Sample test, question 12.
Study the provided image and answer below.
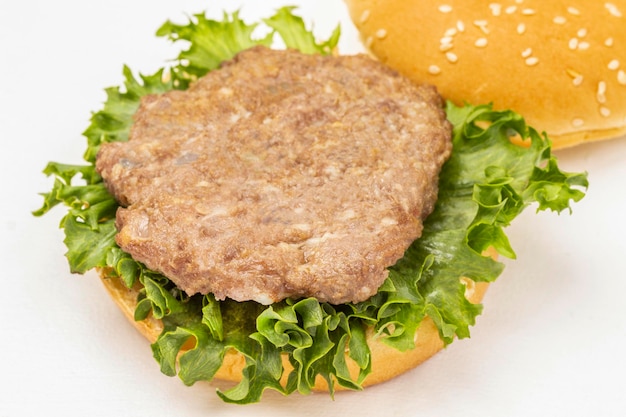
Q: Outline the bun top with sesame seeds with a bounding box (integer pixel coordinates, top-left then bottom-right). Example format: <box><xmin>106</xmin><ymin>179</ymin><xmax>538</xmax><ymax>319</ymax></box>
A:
<box><xmin>345</xmin><ymin>0</ymin><xmax>626</xmax><ymax>148</ymax></box>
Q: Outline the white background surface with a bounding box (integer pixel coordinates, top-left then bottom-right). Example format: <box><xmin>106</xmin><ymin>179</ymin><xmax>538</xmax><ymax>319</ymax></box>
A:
<box><xmin>2</xmin><ymin>1</ymin><xmax>625</xmax><ymax>416</ymax></box>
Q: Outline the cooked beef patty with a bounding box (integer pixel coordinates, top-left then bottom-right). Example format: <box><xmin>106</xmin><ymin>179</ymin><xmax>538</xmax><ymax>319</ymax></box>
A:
<box><xmin>96</xmin><ymin>46</ymin><xmax>452</xmax><ymax>305</ymax></box>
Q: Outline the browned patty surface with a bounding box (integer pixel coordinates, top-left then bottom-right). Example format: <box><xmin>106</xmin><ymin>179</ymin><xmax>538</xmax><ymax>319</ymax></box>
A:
<box><xmin>96</xmin><ymin>46</ymin><xmax>452</xmax><ymax>305</ymax></box>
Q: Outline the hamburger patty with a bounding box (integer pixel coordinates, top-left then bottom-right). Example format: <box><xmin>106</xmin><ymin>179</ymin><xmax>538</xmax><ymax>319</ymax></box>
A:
<box><xmin>96</xmin><ymin>46</ymin><xmax>452</xmax><ymax>305</ymax></box>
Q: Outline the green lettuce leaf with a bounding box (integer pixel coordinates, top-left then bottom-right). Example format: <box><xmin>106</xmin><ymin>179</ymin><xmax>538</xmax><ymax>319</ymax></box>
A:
<box><xmin>33</xmin><ymin>7</ymin><xmax>587</xmax><ymax>404</ymax></box>
<box><xmin>264</xmin><ymin>6</ymin><xmax>340</xmax><ymax>54</ymax></box>
<box><xmin>83</xmin><ymin>67</ymin><xmax>174</xmax><ymax>164</ymax></box>
<box><xmin>156</xmin><ymin>10</ymin><xmax>274</xmax><ymax>83</ymax></box>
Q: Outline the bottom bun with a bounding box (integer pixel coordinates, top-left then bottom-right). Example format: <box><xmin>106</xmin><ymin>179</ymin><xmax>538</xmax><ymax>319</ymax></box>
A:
<box><xmin>99</xmin><ymin>270</ymin><xmax>489</xmax><ymax>391</ymax></box>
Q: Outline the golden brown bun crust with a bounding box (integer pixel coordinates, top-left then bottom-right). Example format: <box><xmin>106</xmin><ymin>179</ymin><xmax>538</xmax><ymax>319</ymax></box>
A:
<box><xmin>99</xmin><ymin>271</ymin><xmax>489</xmax><ymax>391</ymax></box>
<box><xmin>345</xmin><ymin>0</ymin><xmax>626</xmax><ymax>149</ymax></box>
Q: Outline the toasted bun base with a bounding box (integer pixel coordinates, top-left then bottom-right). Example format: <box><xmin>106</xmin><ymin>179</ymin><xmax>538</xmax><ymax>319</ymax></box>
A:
<box><xmin>99</xmin><ymin>270</ymin><xmax>489</xmax><ymax>391</ymax></box>
<box><xmin>345</xmin><ymin>0</ymin><xmax>626</xmax><ymax>149</ymax></box>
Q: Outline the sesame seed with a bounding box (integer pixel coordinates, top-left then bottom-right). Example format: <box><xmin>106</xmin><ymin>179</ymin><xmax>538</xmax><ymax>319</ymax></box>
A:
<box><xmin>567</xmin><ymin>7</ymin><xmax>581</xmax><ymax>16</ymax></box>
<box><xmin>365</xmin><ymin>36</ymin><xmax>374</xmax><ymax>48</ymax></box>
<box><xmin>444</xmin><ymin>27</ymin><xmax>458</xmax><ymax>37</ymax></box>
<box><xmin>522</xmin><ymin>48</ymin><xmax>533</xmax><ymax>58</ymax></box>
<box><xmin>566</xmin><ymin>68</ymin><xmax>582</xmax><ymax>78</ymax></box>
<box><xmin>473</xmin><ymin>20</ymin><xmax>490</xmax><ymax>34</ymax></box>
<box><xmin>618</xmin><ymin>70</ymin><xmax>626</xmax><ymax>85</ymax></box>
<box><xmin>360</xmin><ymin>9</ymin><xmax>371</xmax><ymax>24</ymax></box>
<box><xmin>554</xmin><ymin>16</ymin><xmax>567</xmax><ymax>24</ymax></box>
<box><xmin>515</xmin><ymin>0</ymin><xmax>523</xmax><ymax>4</ymax></box>
<box><xmin>505</xmin><ymin>5</ymin><xmax>517</xmax><ymax>14</ymax></box>
<box><xmin>517</xmin><ymin>23</ymin><xmax>526</xmax><ymax>34</ymax></box>
<box><xmin>569</xmin><ymin>38</ymin><xmax>579</xmax><ymax>50</ymax></box>
<box><xmin>605</xmin><ymin>2</ymin><xmax>623</xmax><ymax>17</ymax></box>
<box><xmin>566</xmin><ymin>69</ymin><xmax>584</xmax><ymax>86</ymax></box>
<box><xmin>439</xmin><ymin>4</ymin><xmax>453</xmax><ymax>13</ymax></box>
<box><xmin>457</xmin><ymin>20</ymin><xmax>466</xmax><ymax>32</ymax></box>
<box><xmin>440</xmin><ymin>43</ymin><xmax>454</xmax><ymax>52</ymax></box>
<box><xmin>460</xmin><ymin>277</ymin><xmax>476</xmax><ymax>300</ymax></box>
<box><xmin>577</xmin><ymin>28</ymin><xmax>588</xmax><ymax>38</ymax></box>
<box><xmin>608</xmin><ymin>59</ymin><xmax>620</xmax><ymax>70</ymax></box>
<box><xmin>572</xmin><ymin>118</ymin><xmax>585</xmax><ymax>127</ymax></box>
<box><xmin>490</xmin><ymin>3</ymin><xmax>502</xmax><ymax>16</ymax></box>
<box><xmin>428</xmin><ymin>65</ymin><xmax>442</xmax><ymax>75</ymax></box>
<box><xmin>578</xmin><ymin>41</ymin><xmax>590</xmax><ymax>50</ymax></box>
<box><xmin>597</xmin><ymin>82</ymin><xmax>607</xmax><ymax>104</ymax></box>
<box><xmin>522</xmin><ymin>8</ymin><xmax>536</xmax><ymax>15</ymax></box>
<box><xmin>440</xmin><ymin>36</ymin><xmax>454</xmax><ymax>45</ymax></box>
<box><xmin>475</xmin><ymin>38</ymin><xmax>488</xmax><ymax>47</ymax></box>
<box><xmin>605</xmin><ymin>37</ymin><xmax>615</xmax><ymax>47</ymax></box>
<box><xmin>600</xmin><ymin>107</ymin><xmax>612</xmax><ymax>117</ymax></box>
<box><xmin>446</xmin><ymin>52</ymin><xmax>459</xmax><ymax>63</ymax></box>
<box><xmin>525</xmin><ymin>56</ymin><xmax>539</xmax><ymax>66</ymax></box>
<box><xmin>375</xmin><ymin>28</ymin><xmax>388</xmax><ymax>39</ymax></box>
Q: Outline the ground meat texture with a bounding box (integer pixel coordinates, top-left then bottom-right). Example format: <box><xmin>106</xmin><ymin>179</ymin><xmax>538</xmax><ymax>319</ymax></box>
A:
<box><xmin>95</xmin><ymin>46</ymin><xmax>452</xmax><ymax>305</ymax></box>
